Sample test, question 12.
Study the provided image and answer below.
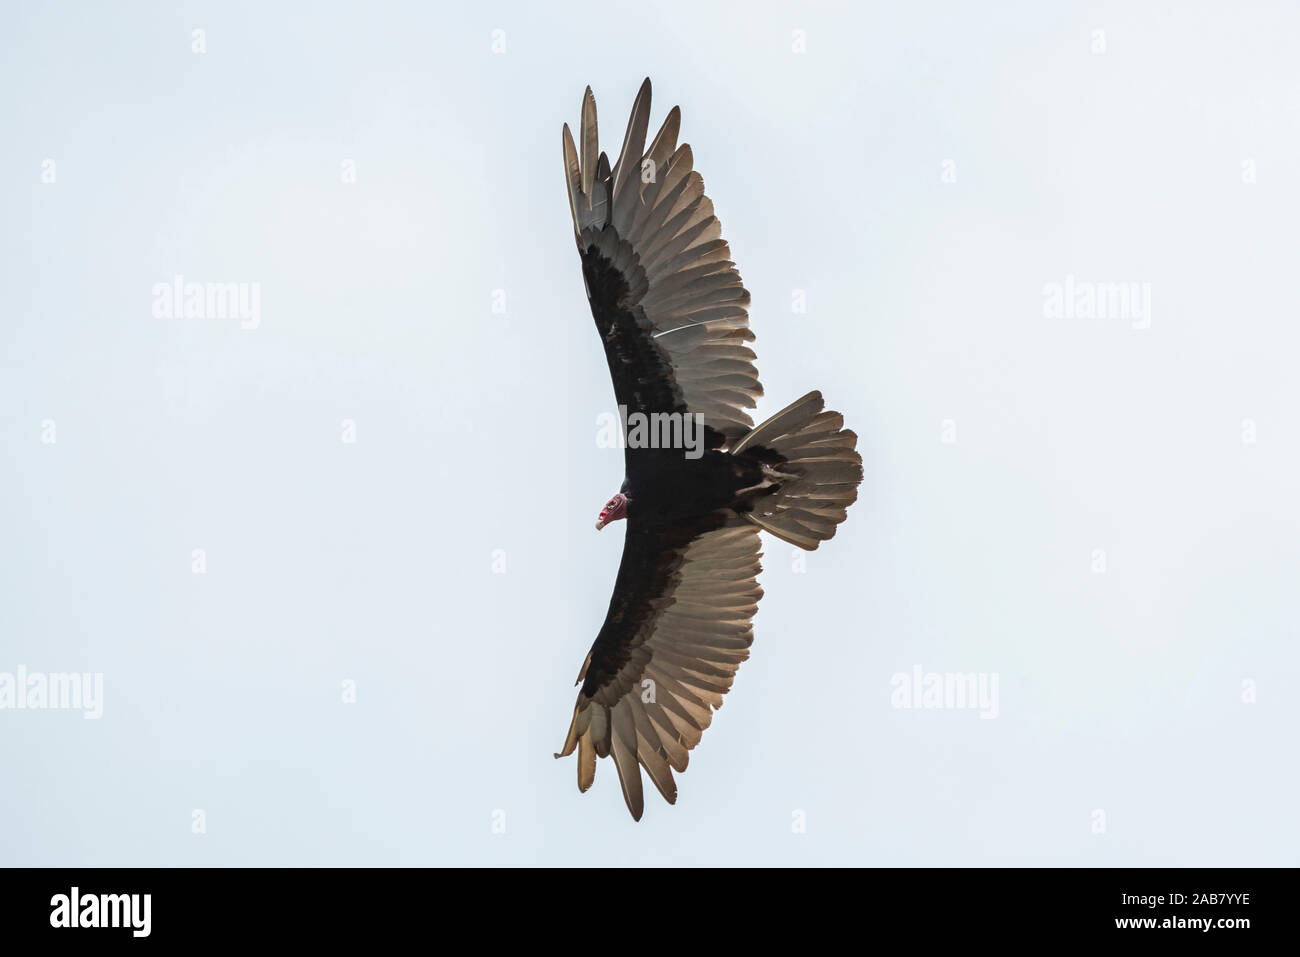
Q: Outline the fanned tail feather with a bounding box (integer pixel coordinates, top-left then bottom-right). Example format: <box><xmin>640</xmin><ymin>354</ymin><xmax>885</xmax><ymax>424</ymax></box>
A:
<box><xmin>734</xmin><ymin>391</ymin><xmax>863</xmax><ymax>551</ymax></box>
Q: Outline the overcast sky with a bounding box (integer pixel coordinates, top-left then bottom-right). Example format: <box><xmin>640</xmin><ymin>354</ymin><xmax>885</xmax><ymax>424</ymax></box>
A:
<box><xmin>2</xmin><ymin>0</ymin><xmax>1297</xmax><ymax>865</ymax></box>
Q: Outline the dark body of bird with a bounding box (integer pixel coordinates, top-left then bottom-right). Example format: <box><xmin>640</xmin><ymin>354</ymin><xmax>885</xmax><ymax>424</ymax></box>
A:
<box><xmin>580</xmin><ymin>238</ymin><xmax>782</xmax><ymax>698</ymax></box>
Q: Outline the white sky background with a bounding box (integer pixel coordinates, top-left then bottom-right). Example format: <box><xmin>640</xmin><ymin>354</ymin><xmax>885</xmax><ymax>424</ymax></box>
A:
<box><xmin>2</xmin><ymin>0</ymin><xmax>1298</xmax><ymax>865</ymax></box>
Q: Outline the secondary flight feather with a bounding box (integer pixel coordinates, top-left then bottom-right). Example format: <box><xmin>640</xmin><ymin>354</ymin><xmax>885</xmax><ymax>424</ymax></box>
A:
<box><xmin>556</xmin><ymin>78</ymin><xmax>864</xmax><ymax>820</ymax></box>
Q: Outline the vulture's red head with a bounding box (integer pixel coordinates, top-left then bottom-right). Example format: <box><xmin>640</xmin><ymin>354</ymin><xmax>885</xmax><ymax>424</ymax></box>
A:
<box><xmin>595</xmin><ymin>493</ymin><xmax>628</xmax><ymax>530</ymax></box>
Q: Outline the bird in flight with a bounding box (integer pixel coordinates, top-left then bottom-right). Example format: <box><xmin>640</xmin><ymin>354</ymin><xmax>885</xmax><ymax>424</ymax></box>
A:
<box><xmin>555</xmin><ymin>79</ymin><xmax>863</xmax><ymax>819</ymax></box>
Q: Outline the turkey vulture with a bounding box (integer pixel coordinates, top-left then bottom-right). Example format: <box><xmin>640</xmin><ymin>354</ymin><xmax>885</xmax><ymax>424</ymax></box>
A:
<box><xmin>555</xmin><ymin>79</ymin><xmax>863</xmax><ymax>820</ymax></box>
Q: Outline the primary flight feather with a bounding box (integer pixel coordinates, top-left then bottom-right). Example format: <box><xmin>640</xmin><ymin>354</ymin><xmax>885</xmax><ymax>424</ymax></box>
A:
<box><xmin>556</xmin><ymin>78</ymin><xmax>864</xmax><ymax>820</ymax></box>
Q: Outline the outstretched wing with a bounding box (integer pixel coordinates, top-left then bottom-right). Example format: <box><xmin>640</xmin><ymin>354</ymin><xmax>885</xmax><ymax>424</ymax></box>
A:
<box><xmin>556</xmin><ymin>511</ymin><xmax>763</xmax><ymax>820</ymax></box>
<box><xmin>563</xmin><ymin>78</ymin><xmax>762</xmax><ymax>446</ymax></box>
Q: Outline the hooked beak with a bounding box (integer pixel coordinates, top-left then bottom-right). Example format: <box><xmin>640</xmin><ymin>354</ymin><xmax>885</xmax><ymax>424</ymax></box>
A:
<box><xmin>596</xmin><ymin>492</ymin><xmax>626</xmax><ymax>531</ymax></box>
